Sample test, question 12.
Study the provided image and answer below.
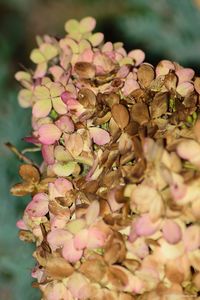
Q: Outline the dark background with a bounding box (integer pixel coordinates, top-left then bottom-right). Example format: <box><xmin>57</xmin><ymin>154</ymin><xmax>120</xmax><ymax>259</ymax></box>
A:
<box><xmin>1</xmin><ymin>0</ymin><xmax>200</xmax><ymax>299</ymax></box>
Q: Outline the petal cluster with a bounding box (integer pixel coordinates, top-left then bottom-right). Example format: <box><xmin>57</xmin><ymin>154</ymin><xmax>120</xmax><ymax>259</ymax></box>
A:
<box><xmin>13</xmin><ymin>16</ymin><xmax>200</xmax><ymax>300</ymax></box>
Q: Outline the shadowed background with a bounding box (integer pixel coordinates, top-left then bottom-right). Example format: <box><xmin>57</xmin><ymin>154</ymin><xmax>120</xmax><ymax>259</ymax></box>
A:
<box><xmin>1</xmin><ymin>0</ymin><xmax>200</xmax><ymax>299</ymax></box>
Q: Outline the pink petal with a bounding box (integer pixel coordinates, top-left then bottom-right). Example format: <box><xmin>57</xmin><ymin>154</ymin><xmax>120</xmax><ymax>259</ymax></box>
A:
<box><xmin>183</xmin><ymin>225</ymin><xmax>200</xmax><ymax>252</ymax></box>
<box><xmin>32</xmin><ymin>99</ymin><xmax>52</xmax><ymax>118</ymax></box>
<box><xmin>89</xmin><ymin>127</ymin><xmax>110</xmax><ymax>145</ymax></box>
<box><xmin>74</xmin><ymin>229</ymin><xmax>89</xmax><ymax>250</ymax></box>
<box><xmin>128</xmin><ymin>49</ymin><xmax>145</xmax><ymax>66</ymax></box>
<box><xmin>123</xmin><ymin>78</ymin><xmax>140</xmax><ymax>96</ymax></box>
<box><xmin>25</xmin><ymin>193</ymin><xmax>49</xmax><ymax>217</ymax></box>
<box><xmin>55</xmin><ymin>116</ymin><xmax>74</xmax><ymax>133</ymax></box>
<box><xmin>54</xmin><ymin>178</ymin><xmax>73</xmax><ymax>194</ymax></box>
<box><xmin>38</xmin><ymin>124</ymin><xmax>62</xmax><ymax>145</ymax></box>
<box><xmin>62</xmin><ymin>238</ymin><xmax>83</xmax><ymax>263</ymax></box>
<box><xmin>47</xmin><ymin>229</ymin><xmax>73</xmax><ymax>251</ymax></box>
<box><xmin>176</xmin><ymin>82</ymin><xmax>194</xmax><ymax>97</ymax></box>
<box><xmin>80</xmin><ymin>48</ymin><xmax>94</xmax><ymax>63</ymax></box>
<box><xmin>16</xmin><ymin>219</ymin><xmax>28</xmax><ymax>230</ymax></box>
<box><xmin>176</xmin><ymin>68</ymin><xmax>195</xmax><ymax>84</ymax></box>
<box><xmin>134</xmin><ymin>214</ymin><xmax>161</xmax><ymax>236</ymax></box>
<box><xmin>87</xmin><ymin>226</ymin><xmax>107</xmax><ymax>249</ymax></box>
<box><xmin>42</xmin><ymin>144</ymin><xmax>55</xmax><ymax>165</ymax></box>
<box><xmin>155</xmin><ymin>60</ymin><xmax>175</xmax><ymax>77</ymax></box>
<box><xmin>162</xmin><ymin>219</ymin><xmax>182</xmax><ymax>244</ymax></box>
<box><xmin>50</xmin><ymin>215</ymin><xmax>70</xmax><ymax>230</ymax></box>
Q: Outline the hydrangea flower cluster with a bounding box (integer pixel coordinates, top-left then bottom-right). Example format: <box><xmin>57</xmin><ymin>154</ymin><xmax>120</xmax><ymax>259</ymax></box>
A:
<box><xmin>13</xmin><ymin>17</ymin><xmax>200</xmax><ymax>300</ymax></box>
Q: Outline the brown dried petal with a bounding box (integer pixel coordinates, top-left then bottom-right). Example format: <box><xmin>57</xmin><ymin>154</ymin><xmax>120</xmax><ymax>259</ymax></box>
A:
<box><xmin>18</xmin><ymin>230</ymin><xmax>35</xmax><ymax>243</ymax></box>
<box><xmin>137</xmin><ymin>64</ymin><xmax>155</xmax><ymax>88</ymax></box>
<box><xmin>151</xmin><ymin>92</ymin><xmax>168</xmax><ymax>118</ymax></box>
<box><xmin>19</xmin><ymin>164</ymin><xmax>40</xmax><ymax>183</ymax></box>
<box><xmin>46</xmin><ymin>256</ymin><xmax>74</xmax><ymax>279</ymax></box>
<box><xmin>164</xmin><ymin>72</ymin><xmax>178</xmax><ymax>91</ymax></box>
<box><xmin>122</xmin><ymin>259</ymin><xmax>140</xmax><ymax>273</ymax></box>
<box><xmin>104</xmin><ymin>232</ymin><xmax>126</xmax><ymax>264</ymax></box>
<box><xmin>131</xmin><ymin>103</ymin><xmax>149</xmax><ymax>125</ymax></box>
<box><xmin>107</xmin><ymin>265</ymin><xmax>128</xmax><ymax>290</ymax></box>
<box><xmin>74</xmin><ymin>62</ymin><xmax>96</xmax><ymax>79</ymax></box>
<box><xmin>10</xmin><ymin>182</ymin><xmax>34</xmax><ymax>196</ymax></box>
<box><xmin>102</xmin><ymin>92</ymin><xmax>120</xmax><ymax>108</ymax></box>
<box><xmin>194</xmin><ymin>77</ymin><xmax>200</xmax><ymax>94</ymax></box>
<box><xmin>78</xmin><ymin>88</ymin><xmax>96</xmax><ymax>108</ymax></box>
<box><xmin>111</xmin><ymin>104</ymin><xmax>130</xmax><ymax>130</ymax></box>
<box><xmin>79</xmin><ymin>259</ymin><xmax>106</xmax><ymax>282</ymax></box>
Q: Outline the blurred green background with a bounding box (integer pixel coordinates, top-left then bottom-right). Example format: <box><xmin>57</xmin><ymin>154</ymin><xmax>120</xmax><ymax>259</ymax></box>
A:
<box><xmin>1</xmin><ymin>0</ymin><xmax>200</xmax><ymax>299</ymax></box>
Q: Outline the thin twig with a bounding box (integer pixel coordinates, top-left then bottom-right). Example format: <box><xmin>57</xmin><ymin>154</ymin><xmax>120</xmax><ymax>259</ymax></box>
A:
<box><xmin>5</xmin><ymin>142</ymin><xmax>36</xmax><ymax>166</ymax></box>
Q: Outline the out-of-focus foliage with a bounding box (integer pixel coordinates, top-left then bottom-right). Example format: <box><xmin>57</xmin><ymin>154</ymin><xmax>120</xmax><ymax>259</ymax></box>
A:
<box><xmin>118</xmin><ymin>0</ymin><xmax>200</xmax><ymax>68</ymax></box>
<box><xmin>1</xmin><ymin>0</ymin><xmax>200</xmax><ymax>299</ymax></box>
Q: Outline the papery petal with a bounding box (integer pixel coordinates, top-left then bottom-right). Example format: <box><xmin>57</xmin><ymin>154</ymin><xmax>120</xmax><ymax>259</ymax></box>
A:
<box><xmin>176</xmin><ymin>68</ymin><xmax>195</xmax><ymax>84</ymax></box>
<box><xmin>87</xmin><ymin>226</ymin><xmax>107</xmax><ymax>249</ymax></box>
<box><xmin>25</xmin><ymin>193</ymin><xmax>49</xmax><ymax>217</ymax></box>
<box><xmin>42</xmin><ymin>144</ymin><xmax>55</xmax><ymax>165</ymax></box>
<box><xmin>176</xmin><ymin>82</ymin><xmax>194</xmax><ymax>97</ymax></box>
<box><xmin>108</xmin><ymin>189</ymin><xmax>124</xmax><ymax>212</ymax></box>
<box><xmin>67</xmin><ymin>272</ymin><xmax>90</xmax><ymax>299</ymax></box>
<box><xmin>74</xmin><ymin>229</ymin><xmax>89</xmax><ymax>250</ymax></box>
<box><xmin>128</xmin><ymin>49</ymin><xmax>145</xmax><ymax>66</ymax></box>
<box><xmin>64</xmin><ymin>133</ymin><xmax>83</xmax><ymax>157</ymax></box>
<box><xmin>55</xmin><ymin>116</ymin><xmax>74</xmax><ymax>133</ymax></box>
<box><xmin>183</xmin><ymin>225</ymin><xmax>200</xmax><ymax>251</ymax></box>
<box><xmin>16</xmin><ymin>219</ymin><xmax>28</xmax><ymax>230</ymax></box>
<box><xmin>162</xmin><ymin>219</ymin><xmax>182</xmax><ymax>244</ymax></box>
<box><xmin>18</xmin><ymin>89</ymin><xmax>33</xmax><ymax>108</ymax></box>
<box><xmin>123</xmin><ymin>78</ymin><xmax>140</xmax><ymax>96</ymax></box>
<box><xmin>32</xmin><ymin>99</ymin><xmax>52</xmax><ymax>118</ymax></box>
<box><xmin>54</xmin><ymin>178</ymin><xmax>73</xmax><ymax>194</ymax></box>
<box><xmin>50</xmin><ymin>215</ymin><xmax>70</xmax><ymax>230</ymax></box>
<box><xmin>47</xmin><ymin>229</ymin><xmax>72</xmax><ymax>251</ymax></box>
<box><xmin>62</xmin><ymin>238</ymin><xmax>83</xmax><ymax>263</ymax></box>
<box><xmin>134</xmin><ymin>214</ymin><xmax>161</xmax><ymax>237</ymax></box>
<box><xmin>53</xmin><ymin>162</ymin><xmax>77</xmax><ymax>177</ymax></box>
<box><xmin>89</xmin><ymin>127</ymin><xmax>110</xmax><ymax>145</ymax></box>
<box><xmin>86</xmin><ymin>200</ymin><xmax>100</xmax><ymax>225</ymax></box>
<box><xmin>38</xmin><ymin>124</ymin><xmax>62</xmax><ymax>145</ymax></box>
<box><xmin>52</xmin><ymin>97</ymin><xmax>68</xmax><ymax>115</ymax></box>
<box><xmin>155</xmin><ymin>60</ymin><xmax>175</xmax><ymax>77</ymax></box>
<box><xmin>160</xmin><ymin>239</ymin><xmax>184</xmax><ymax>260</ymax></box>
<box><xmin>177</xmin><ymin>139</ymin><xmax>200</xmax><ymax>167</ymax></box>
<box><xmin>80</xmin><ymin>16</ymin><xmax>96</xmax><ymax>33</ymax></box>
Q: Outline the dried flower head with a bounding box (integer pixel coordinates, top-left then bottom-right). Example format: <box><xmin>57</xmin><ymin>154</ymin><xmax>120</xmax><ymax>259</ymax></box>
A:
<box><xmin>13</xmin><ymin>16</ymin><xmax>200</xmax><ymax>300</ymax></box>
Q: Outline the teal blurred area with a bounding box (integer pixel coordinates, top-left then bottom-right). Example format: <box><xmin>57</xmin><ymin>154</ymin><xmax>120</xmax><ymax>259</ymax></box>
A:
<box><xmin>0</xmin><ymin>0</ymin><xmax>200</xmax><ymax>299</ymax></box>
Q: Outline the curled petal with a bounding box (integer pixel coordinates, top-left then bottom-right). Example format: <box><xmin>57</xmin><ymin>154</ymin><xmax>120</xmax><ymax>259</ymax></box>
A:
<box><xmin>128</xmin><ymin>49</ymin><xmax>145</xmax><ymax>66</ymax></box>
<box><xmin>89</xmin><ymin>127</ymin><xmax>110</xmax><ymax>145</ymax></box>
<box><xmin>86</xmin><ymin>200</ymin><xmax>100</xmax><ymax>225</ymax></box>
